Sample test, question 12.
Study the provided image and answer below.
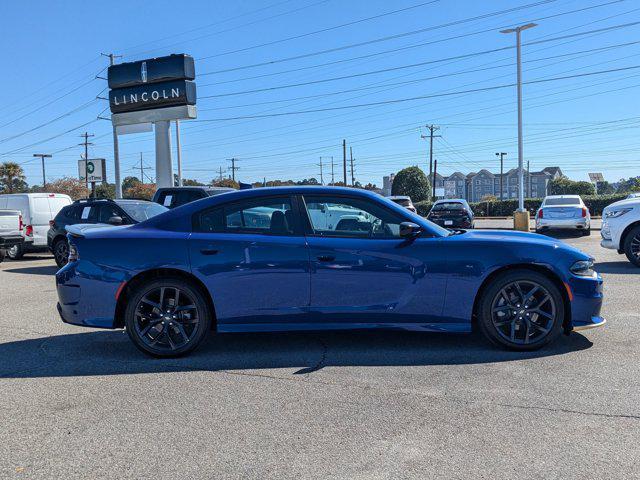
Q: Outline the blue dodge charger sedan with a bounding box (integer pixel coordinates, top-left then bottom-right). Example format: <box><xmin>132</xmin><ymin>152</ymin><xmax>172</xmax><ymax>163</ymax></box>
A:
<box><xmin>56</xmin><ymin>187</ymin><xmax>605</xmax><ymax>357</ymax></box>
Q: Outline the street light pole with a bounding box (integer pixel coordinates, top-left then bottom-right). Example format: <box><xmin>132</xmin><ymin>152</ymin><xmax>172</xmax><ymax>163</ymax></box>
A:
<box><xmin>33</xmin><ymin>154</ymin><xmax>52</xmax><ymax>189</ymax></box>
<box><xmin>501</xmin><ymin>22</ymin><xmax>536</xmax><ymax>229</ymax></box>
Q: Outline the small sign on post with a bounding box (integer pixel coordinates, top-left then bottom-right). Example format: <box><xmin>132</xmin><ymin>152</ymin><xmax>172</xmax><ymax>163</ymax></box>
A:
<box><xmin>79</xmin><ymin>159</ymin><xmax>106</xmax><ymax>183</ymax></box>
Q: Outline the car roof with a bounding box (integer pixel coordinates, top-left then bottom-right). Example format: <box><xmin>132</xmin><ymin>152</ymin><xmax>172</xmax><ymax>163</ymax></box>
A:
<box><xmin>388</xmin><ymin>195</ymin><xmax>410</xmax><ymax>200</ymax></box>
<box><xmin>544</xmin><ymin>195</ymin><xmax>581</xmax><ymax>199</ymax></box>
<box><xmin>156</xmin><ymin>186</ymin><xmax>235</xmax><ymax>191</ymax></box>
<box><xmin>434</xmin><ymin>198</ymin><xmax>466</xmax><ymax>203</ymax></box>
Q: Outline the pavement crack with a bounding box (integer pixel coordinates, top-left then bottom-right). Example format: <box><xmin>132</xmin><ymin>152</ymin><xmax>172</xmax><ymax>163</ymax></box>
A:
<box><xmin>493</xmin><ymin>401</ymin><xmax>640</xmax><ymax>421</ymax></box>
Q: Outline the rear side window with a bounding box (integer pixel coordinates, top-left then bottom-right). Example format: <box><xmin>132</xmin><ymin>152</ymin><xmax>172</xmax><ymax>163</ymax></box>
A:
<box><xmin>195</xmin><ymin>196</ymin><xmax>295</xmax><ymax>235</ymax></box>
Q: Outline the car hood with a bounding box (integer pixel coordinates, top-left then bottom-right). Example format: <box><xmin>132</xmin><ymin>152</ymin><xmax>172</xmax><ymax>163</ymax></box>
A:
<box><xmin>603</xmin><ymin>197</ymin><xmax>640</xmax><ymax>212</ymax></box>
<box><xmin>449</xmin><ymin>229</ymin><xmax>589</xmax><ymax>259</ymax></box>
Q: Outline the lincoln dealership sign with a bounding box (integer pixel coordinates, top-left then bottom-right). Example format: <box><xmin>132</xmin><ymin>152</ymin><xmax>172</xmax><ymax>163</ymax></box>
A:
<box><xmin>107</xmin><ymin>54</ymin><xmax>196</xmax><ymax>114</ymax></box>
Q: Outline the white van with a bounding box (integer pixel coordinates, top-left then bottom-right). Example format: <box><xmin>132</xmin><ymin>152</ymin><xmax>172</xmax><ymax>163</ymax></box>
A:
<box><xmin>0</xmin><ymin>193</ymin><xmax>72</xmax><ymax>259</ymax></box>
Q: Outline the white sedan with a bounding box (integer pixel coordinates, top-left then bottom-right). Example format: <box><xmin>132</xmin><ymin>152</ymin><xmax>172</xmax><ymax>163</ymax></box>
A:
<box><xmin>535</xmin><ymin>195</ymin><xmax>591</xmax><ymax>236</ymax></box>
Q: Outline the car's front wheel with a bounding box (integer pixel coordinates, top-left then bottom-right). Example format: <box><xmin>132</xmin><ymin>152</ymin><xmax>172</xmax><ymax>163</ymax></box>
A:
<box><xmin>124</xmin><ymin>278</ymin><xmax>212</xmax><ymax>357</ymax></box>
<box><xmin>623</xmin><ymin>225</ymin><xmax>640</xmax><ymax>267</ymax></box>
<box><xmin>478</xmin><ymin>270</ymin><xmax>564</xmax><ymax>350</ymax></box>
<box><xmin>7</xmin><ymin>243</ymin><xmax>24</xmax><ymax>260</ymax></box>
<box><xmin>53</xmin><ymin>238</ymin><xmax>69</xmax><ymax>268</ymax></box>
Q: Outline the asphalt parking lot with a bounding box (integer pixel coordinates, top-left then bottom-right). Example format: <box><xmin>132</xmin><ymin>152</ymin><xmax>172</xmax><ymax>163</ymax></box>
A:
<box><xmin>1</xmin><ymin>231</ymin><xmax>638</xmax><ymax>479</ymax></box>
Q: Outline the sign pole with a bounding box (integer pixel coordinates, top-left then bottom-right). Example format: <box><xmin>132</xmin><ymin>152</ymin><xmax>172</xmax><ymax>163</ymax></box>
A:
<box><xmin>114</xmin><ymin>125</ymin><xmax>122</xmax><ymax>198</ymax></box>
<box><xmin>155</xmin><ymin>120</ymin><xmax>173</xmax><ymax>189</ymax></box>
<box><xmin>175</xmin><ymin>120</ymin><xmax>183</xmax><ymax>186</ymax></box>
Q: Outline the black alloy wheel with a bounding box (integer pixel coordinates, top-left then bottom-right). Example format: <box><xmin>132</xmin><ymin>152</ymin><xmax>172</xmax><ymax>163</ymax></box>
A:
<box><xmin>53</xmin><ymin>238</ymin><xmax>69</xmax><ymax>268</ymax></box>
<box><xmin>624</xmin><ymin>226</ymin><xmax>640</xmax><ymax>267</ymax></box>
<box><xmin>478</xmin><ymin>270</ymin><xmax>563</xmax><ymax>350</ymax></box>
<box><xmin>125</xmin><ymin>278</ymin><xmax>211</xmax><ymax>357</ymax></box>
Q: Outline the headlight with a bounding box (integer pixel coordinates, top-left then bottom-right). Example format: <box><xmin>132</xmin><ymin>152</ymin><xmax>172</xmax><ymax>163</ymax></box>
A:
<box><xmin>570</xmin><ymin>259</ymin><xmax>595</xmax><ymax>277</ymax></box>
<box><xmin>604</xmin><ymin>208</ymin><xmax>632</xmax><ymax>218</ymax></box>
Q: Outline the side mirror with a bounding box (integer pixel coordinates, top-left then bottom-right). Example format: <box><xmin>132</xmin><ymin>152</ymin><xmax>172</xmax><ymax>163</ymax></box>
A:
<box><xmin>399</xmin><ymin>222</ymin><xmax>422</xmax><ymax>238</ymax></box>
<box><xmin>107</xmin><ymin>216</ymin><xmax>123</xmax><ymax>225</ymax></box>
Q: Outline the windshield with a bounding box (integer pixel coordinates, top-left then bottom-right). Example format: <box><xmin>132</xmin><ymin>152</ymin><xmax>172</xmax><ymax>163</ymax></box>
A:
<box><xmin>432</xmin><ymin>202</ymin><xmax>464</xmax><ymax>211</ymax></box>
<box><xmin>118</xmin><ymin>202</ymin><xmax>168</xmax><ymax>222</ymax></box>
<box><xmin>544</xmin><ymin>197</ymin><xmax>580</xmax><ymax>206</ymax></box>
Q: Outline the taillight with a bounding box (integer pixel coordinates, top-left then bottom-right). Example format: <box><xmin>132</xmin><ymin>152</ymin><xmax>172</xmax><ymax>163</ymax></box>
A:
<box><xmin>538</xmin><ymin>209</ymin><xmax>543</xmax><ymax>219</ymax></box>
<box><xmin>18</xmin><ymin>215</ymin><xmax>23</xmax><ymax>231</ymax></box>
<box><xmin>582</xmin><ymin>207</ymin><xmax>588</xmax><ymax>218</ymax></box>
<box><xmin>49</xmin><ymin>220</ymin><xmax>55</xmax><ymax>228</ymax></box>
<box><xmin>25</xmin><ymin>225</ymin><xmax>33</xmax><ymax>236</ymax></box>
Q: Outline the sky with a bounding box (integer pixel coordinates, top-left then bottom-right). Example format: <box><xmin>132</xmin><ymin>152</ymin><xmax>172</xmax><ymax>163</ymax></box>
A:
<box><xmin>0</xmin><ymin>0</ymin><xmax>639</xmax><ymax>188</ymax></box>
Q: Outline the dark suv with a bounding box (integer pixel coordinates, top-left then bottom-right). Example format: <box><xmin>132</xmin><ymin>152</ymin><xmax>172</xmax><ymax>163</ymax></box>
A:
<box><xmin>48</xmin><ymin>198</ymin><xmax>168</xmax><ymax>267</ymax></box>
<box><xmin>152</xmin><ymin>186</ymin><xmax>235</xmax><ymax>209</ymax></box>
<box><xmin>427</xmin><ymin>199</ymin><xmax>475</xmax><ymax>229</ymax></box>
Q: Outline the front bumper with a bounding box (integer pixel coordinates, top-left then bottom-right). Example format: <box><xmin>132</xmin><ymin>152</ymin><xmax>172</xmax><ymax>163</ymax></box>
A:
<box><xmin>567</xmin><ymin>272</ymin><xmax>604</xmax><ymax>332</ymax></box>
<box><xmin>573</xmin><ymin>317</ymin><xmax>606</xmax><ymax>331</ymax></box>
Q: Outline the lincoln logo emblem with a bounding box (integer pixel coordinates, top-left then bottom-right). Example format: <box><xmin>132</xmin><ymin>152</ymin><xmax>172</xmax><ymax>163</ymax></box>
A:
<box><xmin>141</xmin><ymin>61</ymin><xmax>147</xmax><ymax>83</ymax></box>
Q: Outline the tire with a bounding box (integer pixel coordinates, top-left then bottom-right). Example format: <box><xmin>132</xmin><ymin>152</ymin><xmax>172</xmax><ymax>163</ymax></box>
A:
<box><xmin>623</xmin><ymin>225</ymin><xmax>640</xmax><ymax>267</ymax></box>
<box><xmin>477</xmin><ymin>269</ymin><xmax>564</xmax><ymax>351</ymax></box>
<box><xmin>582</xmin><ymin>227</ymin><xmax>591</xmax><ymax>236</ymax></box>
<box><xmin>124</xmin><ymin>278</ymin><xmax>212</xmax><ymax>358</ymax></box>
<box><xmin>53</xmin><ymin>238</ymin><xmax>69</xmax><ymax>268</ymax></box>
<box><xmin>7</xmin><ymin>243</ymin><xmax>24</xmax><ymax>260</ymax></box>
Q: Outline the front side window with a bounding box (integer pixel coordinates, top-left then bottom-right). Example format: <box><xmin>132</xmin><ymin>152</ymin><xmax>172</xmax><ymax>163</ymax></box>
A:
<box><xmin>303</xmin><ymin>195</ymin><xmax>405</xmax><ymax>239</ymax></box>
<box><xmin>195</xmin><ymin>196</ymin><xmax>295</xmax><ymax>235</ymax></box>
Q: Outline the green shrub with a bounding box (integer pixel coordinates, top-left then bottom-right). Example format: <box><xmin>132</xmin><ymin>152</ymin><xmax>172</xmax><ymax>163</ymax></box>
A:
<box><xmin>391</xmin><ymin>166</ymin><xmax>431</xmax><ymax>203</ymax></box>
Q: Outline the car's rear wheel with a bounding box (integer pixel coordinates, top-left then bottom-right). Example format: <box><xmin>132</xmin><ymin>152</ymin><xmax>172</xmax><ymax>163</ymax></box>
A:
<box><xmin>53</xmin><ymin>238</ymin><xmax>69</xmax><ymax>268</ymax></box>
<box><xmin>623</xmin><ymin>225</ymin><xmax>640</xmax><ymax>267</ymax></box>
<box><xmin>478</xmin><ymin>270</ymin><xmax>564</xmax><ymax>350</ymax></box>
<box><xmin>124</xmin><ymin>278</ymin><xmax>212</xmax><ymax>357</ymax></box>
<box><xmin>7</xmin><ymin>243</ymin><xmax>24</xmax><ymax>260</ymax></box>
<box><xmin>582</xmin><ymin>227</ymin><xmax>591</xmax><ymax>236</ymax></box>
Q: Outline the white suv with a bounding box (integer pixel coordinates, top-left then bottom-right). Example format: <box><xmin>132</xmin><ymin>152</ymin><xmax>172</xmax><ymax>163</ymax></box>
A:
<box><xmin>601</xmin><ymin>197</ymin><xmax>640</xmax><ymax>267</ymax></box>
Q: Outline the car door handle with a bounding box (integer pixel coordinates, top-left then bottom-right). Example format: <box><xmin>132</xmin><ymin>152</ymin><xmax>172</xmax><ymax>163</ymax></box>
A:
<box><xmin>200</xmin><ymin>248</ymin><xmax>219</xmax><ymax>255</ymax></box>
<box><xmin>316</xmin><ymin>254</ymin><xmax>335</xmax><ymax>262</ymax></box>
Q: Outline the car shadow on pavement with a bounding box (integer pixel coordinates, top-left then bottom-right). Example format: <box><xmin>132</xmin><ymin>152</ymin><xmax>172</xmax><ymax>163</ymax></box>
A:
<box><xmin>594</xmin><ymin>261</ymin><xmax>639</xmax><ymax>275</ymax></box>
<box><xmin>536</xmin><ymin>230</ymin><xmax>588</xmax><ymax>240</ymax></box>
<box><xmin>0</xmin><ymin>329</ymin><xmax>593</xmax><ymax>379</ymax></box>
<box><xmin>2</xmin><ymin>265</ymin><xmax>58</xmax><ymax>276</ymax></box>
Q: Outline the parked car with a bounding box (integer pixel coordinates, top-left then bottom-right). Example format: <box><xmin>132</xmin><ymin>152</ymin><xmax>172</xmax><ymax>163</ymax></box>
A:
<box><xmin>56</xmin><ymin>187</ymin><xmax>605</xmax><ymax>358</ymax></box>
<box><xmin>601</xmin><ymin>196</ymin><xmax>640</xmax><ymax>267</ymax></box>
<box><xmin>535</xmin><ymin>195</ymin><xmax>591</xmax><ymax>235</ymax></box>
<box><xmin>0</xmin><ymin>210</ymin><xmax>24</xmax><ymax>262</ymax></box>
<box><xmin>152</xmin><ymin>186</ymin><xmax>235</xmax><ymax>209</ymax></box>
<box><xmin>387</xmin><ymin>195</ymin><xmax>416</xmax><ymax>213</ymax></box>
<box><xmin>427</xmin><ymin>199</ymin><xmax>474</xmax><ymax>229</ymax></box>
<box><xmin>0</xmin><ymin>193</ymin><xmax>72</xmax><ymax>259</ymax></box>
<box><xmin>627</xmin><ymin>192</ymin><xmax>640</xmax><ymax>199</ymax></box>
<box><xmin>48</xmin><ymin>198</ymin><xmax>168</xmax><ymax>268</ymax></box>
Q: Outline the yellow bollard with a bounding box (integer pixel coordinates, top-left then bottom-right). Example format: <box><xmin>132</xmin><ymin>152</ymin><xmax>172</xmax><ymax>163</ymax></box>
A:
<box><xmin>513</xmin><ymin>210</ymin><xmax>530</xmax><ymax>232</ymax></box>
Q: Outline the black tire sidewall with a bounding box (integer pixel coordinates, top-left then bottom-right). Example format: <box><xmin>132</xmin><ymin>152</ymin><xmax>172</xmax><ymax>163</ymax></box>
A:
<box><xmin>478</xmin><ymin>270</ymin><xmax>564</xmax><ymax>351</ymax></box>
<box><xmin>623</xmin><ymin>226</ymin><xmax>640</xmax><ymax>267</ymax></box>
<box><xmin>124</xmin><ymin>278</ymin><xmax>212</xmax><ymax>358</ymax></box>
<box><xmin>7</xmin><ymin>243</ymin><xmax>24</xmax><ymax>260</ymax></box>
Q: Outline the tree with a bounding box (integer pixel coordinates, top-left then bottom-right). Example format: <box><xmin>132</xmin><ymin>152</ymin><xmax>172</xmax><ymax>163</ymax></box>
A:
<box><xmin>94</xmin><ymin>182</ymin><xmax>115</xmax><ymax>199</ymax></box>
<box><xmin>596</xmin><ymin>181</ymin><xmax>615</xmax><ymax>195</ymax></box>
<box><xmin>212</xmin><ymin>178</ymin><xmax>239</xmax><ymax>189</ymax></box>
<box><xmin>122</xmin><ymin>176</ymin><xmax>141</xmax><ymax>192</ymax></box>
<box><xmin>125</xmin><ymin>182</ymin><xmax>156</xmax><ymax>200</ymax></box>
<box><xmin>391</xmin><ymin>166</ymin><xmax>431</xmax><ymax>202</ymax></box>
<box><xmin>0</xmin><ymin>162</ymin><xmax>28</xmax><ymax>193</ymax></box>
<box><xmin>173</xmin><ymin>174</ymin><xmax>204</xmax><ymax>186</ymax></box>
<box><xmin>547</xmin><ymin>176</ymin><xmax>595</xmax><ymax>196</ymax></box>
<box><xmin>481</xmin><ymin>194</ymin><xmax>498</xmax><ymax>202</ymax></box>
<box><xmin>616</xmin><ymin>176</ymin><xmax>640</xmax><ymax>194</ymax></box>
<box><xmin>44</xmin><ymin>177</ymin><xmax>88</xmax><ymax>200</ymax></box>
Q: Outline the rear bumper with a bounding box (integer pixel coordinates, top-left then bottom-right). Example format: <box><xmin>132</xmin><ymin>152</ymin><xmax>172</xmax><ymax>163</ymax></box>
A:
<box><xmin>536</xmin><ymin>218</ymin><xmax>589</xmax><ymax>229</ymax></box>
<box><xmin>55</xmin><ymin>261</ymin><xmax>120</xmax><ymax>329</ymax></box>
<box><xmin>428</xmin><ymin>217</ymin><xmax>473</xmax><ymax>228</ymax></box>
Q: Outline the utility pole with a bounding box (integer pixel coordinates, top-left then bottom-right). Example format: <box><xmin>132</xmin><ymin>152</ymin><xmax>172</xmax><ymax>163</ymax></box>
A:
<box><xmin>175</xmin><ymin>120</ymin><xmax>183</xmax><ymax>186</ymax></box>
<box><xmin>342</xmin><ymin>139</ymin><xmax>347</xmax><ymax>186</ymax></box>
<box><xmin>501</xmin><ymin>23</ymin><xmax>537</xmax><ymax>228</ymax></box>
<box><xmin>33</xmin><ymin>154</ymin><xmax>52</xmax><ymax>189</ymax></box>
<box><xmin>227</xmin><ymin>158</ymin><xmax>239</xmax><ymax>182</ymax></box>
<box><xmin>330</xmin><ymin>156</ymin><xmax>335</xmax><ymax>185</ymax></box>
<box><xmin>102</xmin><ymin>53</ymin><xmax>123</xmax><ymax>198</ymax></box>
<box><xmin>527</xmin><ymin>159</ymin><xmax>531</xmax><ymax>198</ymax></box>
<box><xmin>80</xmin><ymin>132</ymin><xmax>94</xmax><ymax>197</ymax></box>
<box><xmin>217</xmin><ymin>166</ymin><xmax>224</xmax><ymax>182</ymax></box>
<box><xmin>317</xmin><ymin>157</ymin><xmax>324</xmax><ymax>185</ymax></box>
<box><xmin>421</xmin><ymin>125</ymin><xmax>440</xmax><ymax>186</ymax></box>
<box><xmin>432</xmin><ymin>159</ymin><xmax>438</xmax><ymax>201</ymax></box>
<box><xmin>349</xmin><ymin>147</ymin><xmax>355</xmax><ymax>186</ymax></box>
<box><xmin>495</xmin><ymin>152</ymin><xmax>507</xmax><ymax>200</ymax></box>
<box><xmin>140</xmin><ymin>153</ymin><xmax>145</xmax><ymax>184</ymax></box>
